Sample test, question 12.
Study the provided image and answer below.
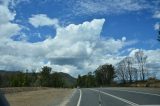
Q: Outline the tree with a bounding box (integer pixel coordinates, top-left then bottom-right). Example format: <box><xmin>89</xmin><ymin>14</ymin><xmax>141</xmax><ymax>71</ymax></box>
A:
<box><xmin>116</xmin><ymin>60</ymin><xmax>127</xmax><ymax>84</ymax></box>
<box><xmin>23</xmin><ymin>70</ymin><xmax>30</xmax><ymax>86</ymax></box>
<box><xmin>95</xmin><ymin>64</ymin><xmax>115</xmax><ymax>86</ymax></box>
<box><xmin>40</xmin><ymin>66</ymin><xmax>52</xmax><ymax>87</ymax></box>
<box><xmin>135</xmin><ymin>50</ymin><xmax>147</xmax><ymax>81</ymax></box>
<box><xmin>30</xmin><ymin>69</ymin><xmax>38</xmax><ymax>86</ymax></box>
<box><xmin>77</xmin><ymin>75</ymin><xmax>82</xmax><ymax>87</ymax></box>
<box><xmin>124</xmin><ymin>57</ymin><xmax>134</xmax><ymax>83</ymax></box>
<box><xmin>116</xmin><ymin>56</ymin><xmax>139</xmax><ymax>83</ymax></box>
<box><xmin>51</xmin><ymin>72</ymin><xmax>64</xmax><ymax>87</ymax></box>
<box><xmin>77</xmin><ymin>72</ymin><xmax>96</xmax><ymax>88</ymax></box>
<box><xmin>86</xmin><ymin>72</ymin><xmax>96</xmax><ymax>87</ymax></box>
<box><xmin>10</xmin><ymin>72</ymin><xmax>25</xmax><ymax>87</ymax></box>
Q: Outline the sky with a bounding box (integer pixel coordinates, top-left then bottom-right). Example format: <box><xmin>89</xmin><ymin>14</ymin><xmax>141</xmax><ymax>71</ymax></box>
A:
<box><xmin>0</xmin><ymin>0</ymin><xmax>160</xmax><ymax>77</ymax></box>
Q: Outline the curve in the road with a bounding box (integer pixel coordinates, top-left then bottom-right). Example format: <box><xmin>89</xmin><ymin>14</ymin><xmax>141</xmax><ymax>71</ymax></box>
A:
<box><xmin>77</xmin><ymin>89</ymin><xmax>82</xmax><ymax>106</ymax></box>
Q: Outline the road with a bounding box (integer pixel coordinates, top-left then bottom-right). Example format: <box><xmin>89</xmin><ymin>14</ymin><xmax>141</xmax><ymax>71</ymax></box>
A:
<box><xmin>67</xmin><ymin>87</ymin><xmax>160</xmax><ymax>106</ymax></box>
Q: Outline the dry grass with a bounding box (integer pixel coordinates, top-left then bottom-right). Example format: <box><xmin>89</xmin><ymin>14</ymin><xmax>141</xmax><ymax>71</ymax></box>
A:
<box><xmin>4</xmin><ymin>88</ymin><xmax>74</xmax><ymax>106</ymax></box>
<box><xmin>0</xmin><ymin>87</ymin><xmax>48</xmax><ymax>94</ymax></box>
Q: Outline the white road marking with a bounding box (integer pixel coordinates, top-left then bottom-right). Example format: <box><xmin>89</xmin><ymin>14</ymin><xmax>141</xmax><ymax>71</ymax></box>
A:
<box><xmin>90</xmin><ymin>89</ymin><xmax>139</xmax><ymax>106</ymax></box>
<box><xmin>105</xmin><ymin>88</ymin><xmax>160</xmax><ymax>97</ymax></box>
<box><xmin>98</xmin><ymin>90</ymin><xmax>102</xmax><ymax>106</ymax></box>
<box><xmin>139</xmin><ymin>105</ymin><xmax>160</xmax><ymax>106</ymax></box>
<box><xmin>77</xmin><ymin>89</ymin><xmax>82</xmax><ymax>106</ymax></box>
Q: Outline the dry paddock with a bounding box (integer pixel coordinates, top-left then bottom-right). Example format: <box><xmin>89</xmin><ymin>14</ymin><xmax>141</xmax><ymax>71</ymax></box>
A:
<box><xmin>1</xmin><ymin>87</ymin><xmax>74</xmax><ymax>106</ymax></box>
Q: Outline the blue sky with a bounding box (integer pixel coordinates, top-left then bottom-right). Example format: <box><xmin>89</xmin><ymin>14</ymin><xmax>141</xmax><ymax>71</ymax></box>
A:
<box><xmin>13</xmin><ymin>0</ymin><xmax>159</xmax><ymax>47</ymax></box>
<box><xmin>0</xmin><ymin>0</ymin><xmax>160</xmax><ymax>77</ymax></box>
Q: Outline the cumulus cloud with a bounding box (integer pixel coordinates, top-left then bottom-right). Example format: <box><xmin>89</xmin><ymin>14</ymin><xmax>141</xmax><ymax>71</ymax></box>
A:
<box><xmin>0</xmin><ymin>18</ymin><xmax>130</xmax><ymax>76</ymax></box>
<box><xmin>0</xmin><ymin>0</ymin><xmax>21</xmax><ymax>39</ymax></box>
<box><xmin>29</xmin><ymin>14</ymin><xmax>59</xmax><ymax>28</ymax></box>
<box><xmin>0</xmin><ymin>15</ymin><xmax>159</xmax><ymax>76</ymax></box>
<box><xmin>0</xmin><ymin>3</ymin><xmax>157</xmax><ymax>76</ymax></box>
<box><xmin>0</xmin><ymin>0</ymin><xmax>159</xmax><ymax>77</ymax></box>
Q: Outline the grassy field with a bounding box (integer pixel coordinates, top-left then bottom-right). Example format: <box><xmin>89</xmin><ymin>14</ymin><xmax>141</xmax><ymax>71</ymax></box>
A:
<box><xmin>3</xmin><ymin>88</ymin><xmax>74</xmax><ymax>106</ymax></box>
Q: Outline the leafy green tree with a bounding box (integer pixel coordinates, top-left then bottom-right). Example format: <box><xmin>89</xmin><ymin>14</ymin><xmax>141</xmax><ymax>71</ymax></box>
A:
<box><xmin>40</xmin><ymin>66</ymin><xmax>52</xmax><ymax>87</ymax></box>
<box><xmin>95</xmin><ymin>64</ymin><xmax>115</xmax><ymax>86</ymax></box>
<box><xmin>77</xmin><ymin>75</ymin><xmax>82</xmax><ymax>87</ymax></box>
<box><xmin>30</xmin><ymin>70</ymin><xmax>38</xmax><ymax>86</ymax></box>
<box><xmin>77</xmin><ymin>72</ymin><xmax>96</xmax><ymax>88</ymax></box>
<box><xmin>10</xmin><ymin>72</ymin><xmax>24</xmax><ymax>87</ymax></box>
<box><xmin>86</xmin><ymin>72</ymin><xmax>96</xmax><ymax>87</ymax></box>
<box><xmin>23</xmin><ymin>70</ymin><xmax>30</xmax><ymax>86</ymax></box>
<box><xmin>51</xmin><ymin>72</ymin><xmax>64</xmax><ymax>87</ymax></box>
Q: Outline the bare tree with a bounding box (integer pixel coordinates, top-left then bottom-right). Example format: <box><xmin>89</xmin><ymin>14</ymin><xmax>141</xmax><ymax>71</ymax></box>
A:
<box><xmin>116</xmin><ymin>59</ymin><xmax>128</xmax><ymax>84</ymax></box>
<box><xmin>116</xmin><ymin>56</ymin><xmax>138</xmax><ymax>83</ymax></box>
<box><xmin>124</xmin><ymin>57</ymin><xmax>134</xmax><ymax>83</ymax></box>
<box><xmin>135</xmin><ymin>50</ymin><xmax>147</xmax><ymax>81</ymax></box>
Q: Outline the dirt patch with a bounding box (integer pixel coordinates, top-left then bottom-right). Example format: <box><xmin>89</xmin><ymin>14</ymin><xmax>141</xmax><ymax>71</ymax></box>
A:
<box><xmin>5</xmin><ymin>88</ymin><xmax>74</xmax><ymax>106</ymax></box>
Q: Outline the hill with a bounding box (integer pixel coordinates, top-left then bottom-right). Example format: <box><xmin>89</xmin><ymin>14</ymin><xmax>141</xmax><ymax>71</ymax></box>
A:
<box><xmin>58</xmin><ymin>72</ymin><xmax>76</xmax><ymax>87</ymax></box>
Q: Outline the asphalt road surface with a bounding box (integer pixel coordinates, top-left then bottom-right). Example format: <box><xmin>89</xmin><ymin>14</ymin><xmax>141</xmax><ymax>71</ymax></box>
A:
<box><xmin>67</xmin><ymin>87</ymin><xmax>160</xmax><ymax>106</ymax></box>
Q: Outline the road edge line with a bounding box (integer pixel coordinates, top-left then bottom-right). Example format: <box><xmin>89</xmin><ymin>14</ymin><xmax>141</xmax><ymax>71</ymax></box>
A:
<box><xmin>77</xmin><ymin>89</ymin><xmax>82</xmax><ymax>106</ymax></box>
<box><xmin>90</xmin><ymin>89</ymin><xmax>139</xmax><ymax>106</ymax></box>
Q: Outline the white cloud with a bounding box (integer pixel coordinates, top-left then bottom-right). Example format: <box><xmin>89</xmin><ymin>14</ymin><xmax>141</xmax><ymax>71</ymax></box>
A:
<box><xmin>0</xmin><ymin>0</ymin><xmax>159</xmax><ymax>77</ymax></box>
<box><xmin>71</xmin><ymin>0</ymin><xmax>151</xmax><ymax>16</ymax></box>
<box><xmin>0</xmin><ymin>0</ymin><xmax>21</xmax><ymax>39</ymax></box>
<box><xmin>143</xmin><ymin>49</ymin><xmax>160</xmax><ymax>64</ymax></box>
<box><xmin>0</xmin><ymin>23</ymin><xmax>21</xmax><ymax>38</ymax></box>
<box><xmin>0</xmin><ymin>17</ymin><xmax>158</xmax><ymax>77</ymax></box>
<box><xmin>129</xmin><ymin>49</ymin><xmax>160</xmax><ymax>77</ymax></box>
<box><xmin>29</xmin><ymin>14</ymin><xmax>59</xmax><ymax>28</ymax></box>
<box><xmin>153</xmin><ymin>11</ymin><xmax>160</xmax><ymax>19</ymax></box>
<box><xmin>154</xmin><ymin>22</ymin><xmax>159</xmax><ymax>30</ymax></box>
<box><xmin>50</xmin><ymin>0</ymin><xmax>159</xmax><ymax>18</ymax></box>
<box><xmin>44</xmin><ymin>19</ymin><xmax>128</xmax><ymax>75</ymax></box>
<box><xmin>0</xmin><ymin>5</ymin><xmax>15</xmax><ymax>24</ymax></box>
<box><xmin>122</xmin><ymin>36</ymin><xmax>126</xmax><ymax>41</ymax></box>
<box><xmin>0</xmin><ymin>18</ymin><xmax>130</xmax><ymax>76</ymax></box>
<box><xmin>129</xmin><ymin>49</ymin><xmax>139</xmax><ymax>57</ymax></box>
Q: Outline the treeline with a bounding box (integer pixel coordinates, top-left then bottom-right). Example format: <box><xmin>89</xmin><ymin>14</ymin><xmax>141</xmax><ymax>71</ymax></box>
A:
<box><xmin>0</xmin><ymin>66</ymin><xmax>75</xmax><ymax>88</ymax></box>
<box><xmin>116</xmin><ymin>50</ymin><xmax>149</xmax><ymax>84</ymax></box>
<box><xmin>77</xmin><ymin>64</ymin><xmax>116</xmax><ymax>87</ymax></box>
<box><xmin>77</xmin><ymin>50</ymin><xmax>158</xmax><ymax>88</ymax></box>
